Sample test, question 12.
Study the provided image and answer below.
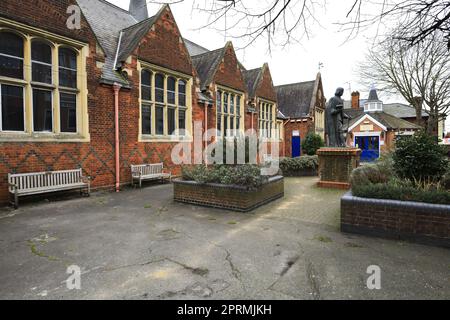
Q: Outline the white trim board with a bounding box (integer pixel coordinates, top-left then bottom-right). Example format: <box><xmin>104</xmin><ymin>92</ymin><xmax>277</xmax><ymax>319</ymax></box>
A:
<box><xmin>348</xmin><ymin>114</ymin><xmax>387</xmax><ymax>132</ymax></box>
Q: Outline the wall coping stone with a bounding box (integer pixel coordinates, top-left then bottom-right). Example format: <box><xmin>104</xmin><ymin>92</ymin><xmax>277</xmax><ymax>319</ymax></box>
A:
<box><xmin>342</xmin><ymin>191</ymin><xmax>450</xmax><ymax>214</ymax></box>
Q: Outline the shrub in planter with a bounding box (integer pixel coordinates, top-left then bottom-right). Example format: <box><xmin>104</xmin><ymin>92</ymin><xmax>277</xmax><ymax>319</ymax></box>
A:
<box><xmin>442</xmin><ymin>164</ymin><xmax>450</xmax><ymax>190</ymax></box>
<box><xmin>280</xmin><ymin>156</ymin><xmax>318</xmax><ymax>176</ymax></box>
<box><xmin>352</xmin><ymin>178</ymin><xmax>450</xmax><ymax>205</ymax></box>
<box><xmin>302</xmin><ymin>133</ymin><xmax>325</xmax><ymax>156</ymax></box>
<box><xmin>393</xmin><ymin>130</ymin><xmax>449</xmax><ymax>182</ymax></box>
<box><xmin>181</xmin><ymin>164</ymin><xmax>268</xmax><ymax>189</ymax></box>
<box><xmin>350</xmin><ymin>156</ymin><xmax>394</xmax><ymax>186</ymax></box>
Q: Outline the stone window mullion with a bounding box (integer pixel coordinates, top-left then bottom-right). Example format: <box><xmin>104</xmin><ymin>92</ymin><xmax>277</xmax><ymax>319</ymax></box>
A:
<box><xmin>164</xmin><ymin>75</ymin><xmax>168</xmax><ymax>136</ymax></box>
<box><xmin>24</xmin><ymin>35</ymin><xmax>32</xmax><ymax>133</ymax></box>
<box><xmin>53</xmin><ymin>43</ymin><xmax>60</xmax><ymax>134</ymax></box>
<box><xmin>151</xmin><ymin>71</ymin><xmax>155</xmax><ymax>136</ymax></box>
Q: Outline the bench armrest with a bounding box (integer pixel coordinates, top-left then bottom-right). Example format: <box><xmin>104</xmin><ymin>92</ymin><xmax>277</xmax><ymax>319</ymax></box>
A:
<box><xmin>81</xmin><ymin>176</ymin><xmax>91</xmax><ymax>183</ymax></box>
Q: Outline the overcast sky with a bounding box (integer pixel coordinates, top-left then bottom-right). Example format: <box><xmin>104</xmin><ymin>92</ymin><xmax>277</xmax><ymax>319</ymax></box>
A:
<box><xmin>109</xmin><ymin>0</ymin><xmax>449</xmax><ymax>132</ymax></box>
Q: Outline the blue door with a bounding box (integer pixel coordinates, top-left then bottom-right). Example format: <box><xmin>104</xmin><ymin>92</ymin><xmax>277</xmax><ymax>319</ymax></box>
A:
<box><xmin>355</xmin><ymin>136</ymin><xmax>380</xmax><ymax>162</ymax></box>
<box><xmin>292</xmin><ymin>136</ymin><xmax>301</xmax><ymax>158</ymax></box>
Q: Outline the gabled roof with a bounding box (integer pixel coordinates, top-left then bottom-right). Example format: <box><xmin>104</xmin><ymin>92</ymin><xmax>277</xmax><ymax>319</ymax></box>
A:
<box><xmin>345</xmin><ymin>110</ymin><xmax>422</xmax><ymax>131</ymax></box>
<box><xmin>116</xmin><ymin>15</ymin><xmax>158</xmax><ymax>67</ymax></box>
<box><xmin>184</xmin><ymin>39</ymin><xmax>210</xmax><ymax>56</ymax></box>
<box><xmin>191</xmin><ymin>45</ymin><xmax>228</xmax><ymax>90</ymax></box>
<box><xmin>383</xmin><ymin>103</ymin><xmax>429</xmax><ymax>118</ymax></box>
<box><xmin>275</xmin><ymin>80</ymin><xmax>316</xmax><ymax>118</ymax></box>
<box><xmin>77</xmin><ymin>0</ymin><xmax>138</xmax><ymax>85</ymax></box>
<box><xmin>242</xmin><ymin>67</ymin><xmax>263</xmax><ymax>99</ymax></box>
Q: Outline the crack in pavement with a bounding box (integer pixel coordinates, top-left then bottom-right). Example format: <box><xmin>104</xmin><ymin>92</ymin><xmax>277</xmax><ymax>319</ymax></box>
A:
<box><xmin>165</xmin><ymin>257</ymin><xmax>209</xmax><ymax>277</ymax></box>
<box><xmin>306</xmin><ymin>261</ymin><xmax>321</xmax><ymax>300</ymax></box>
<box><xmin>103</xmin><ymin>259</ymin><xmax>166</xmax><ymax>272</ymax></box>
<box><xmin>162</xmin><ymin>228</ymin><xmax>246</xmax><ymax>292</ymax></box>
<box><xmin>298</xmin><ymin>241</ymin><xmax>321</xmax><ymax>300</ymax></box>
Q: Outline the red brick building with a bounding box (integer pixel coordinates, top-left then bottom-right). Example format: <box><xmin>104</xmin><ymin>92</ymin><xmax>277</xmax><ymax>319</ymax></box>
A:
<box><xmin>275</xmin><ymin>73</ymin><xmax>326</xmax><ymax>158</ymax></box>
<box><xmin>344</xmin><ymin>88</ymin><xmax>421</xmax><ymax>161</ymax></box>
<box><xmin>0</xmin><ymin>0</ymin><xmax>292</xmax><ymax>203</ymax></box>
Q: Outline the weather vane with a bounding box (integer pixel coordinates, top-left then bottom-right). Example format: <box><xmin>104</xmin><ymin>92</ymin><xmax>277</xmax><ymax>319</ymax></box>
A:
<box><xmin>318</xmin><ymin>62</ymin><xmax>324</xmax><ymax>72</ymax></box>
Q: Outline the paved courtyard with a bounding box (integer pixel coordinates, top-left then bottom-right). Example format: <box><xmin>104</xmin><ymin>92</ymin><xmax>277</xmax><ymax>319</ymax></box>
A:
<box><xmin>0</xmin><ymin>177</ymin><xmax>448</xmax><ymax>300</ymax></box>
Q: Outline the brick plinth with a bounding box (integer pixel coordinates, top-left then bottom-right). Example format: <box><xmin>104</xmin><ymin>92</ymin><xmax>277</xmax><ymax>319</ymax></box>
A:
<box><xmin>173</xmin><ymin>176</ymin><xmax>284</xmax><ymax>212</ymax></box>
<box><xmin>341</xmin><ymin>192</ymin><xmax>450</xmax><ymax>248</ymax></box>
<box><xmin>317</xmin><ymin>148</ymin><xmax>361</xmax><ymax>189</ymax></box>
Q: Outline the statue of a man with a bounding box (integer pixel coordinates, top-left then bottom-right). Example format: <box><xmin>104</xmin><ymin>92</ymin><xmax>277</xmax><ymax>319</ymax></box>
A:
<box><xmin>325</xmin><ymin>87</ymin><xmax>348</xmax><ymax>147</ymax></box>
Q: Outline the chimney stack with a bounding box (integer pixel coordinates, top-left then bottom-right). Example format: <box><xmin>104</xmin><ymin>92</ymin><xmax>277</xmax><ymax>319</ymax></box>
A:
<box><xmin>351</xmin><ymin>91</ymin><xmax>360</xmax><ymax>110</ymax></box>
<box><xmin>129</xmin><ymin>0</ymin><xmax>149</xmax><ymax>22</ymax></box>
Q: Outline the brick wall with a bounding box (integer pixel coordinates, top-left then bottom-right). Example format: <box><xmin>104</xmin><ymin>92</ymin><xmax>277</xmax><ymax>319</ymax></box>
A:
<box><xmin>0</xmin><ymin>0</ymin><xmax>103</xmax><ymax>202</ymax></box>
<box><xmin>255</xmin><ymin>66</ymin><xmax>277</xmax><ymax>103</ymax></box>
<box><xmin>213</xmin><ymin>44</ymin><xmax>247</xmax><ymax>93</ymax></box>
<box><xmin>0</xmin><ymin>1</ymin><xmax>196</xmax><ymax>203</ymax></box>
<box><xmin>283</xmin><ymin>120</ymin><xmax>313</xmax><ymax>158</ymax></box>
<box><xmin>134</xmin><ymin>7</ymin><xmax>194</xmax><ymax>76</ymax></box>
<box><xmin>0</xmin><ymin>0</ymin><xmax>94</xmax><ymax>44</ymax></box>
<box><xmin>341</xmin><ymin>193</ymin><xmax>450</xmax><ymax>248</ymax></box>
<box><xmin>174</xmin><ymin>176</ymin><xmax>284</xmax><ymax>212</ymax></box>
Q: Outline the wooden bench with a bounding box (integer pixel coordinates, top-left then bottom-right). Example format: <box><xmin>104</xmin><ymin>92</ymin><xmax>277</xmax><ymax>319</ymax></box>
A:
<box><xmin>131</xmin><ymin>163</ymin><xmax>172</xmax><ymax>188</ymax></box>
<box><xmin>8</xmin><ymin>169</ymin><xmax>90</xmax><ymax>209</ymax></box>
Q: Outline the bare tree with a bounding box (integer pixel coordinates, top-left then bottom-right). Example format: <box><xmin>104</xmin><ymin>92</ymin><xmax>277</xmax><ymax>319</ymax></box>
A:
<box><xmin>146</xmin><ymin>1</ymin><xmax>450</xmax><ymax>50</ymax></box>
<box><xmin>358</xmin><ymin>31</ymin><xmax>450</xmax><ymax>138</ymax></box>
<box><xmin>343</xmin><ymin>0</ymin><xmax>450</xmax><ymax>49</ymax></box>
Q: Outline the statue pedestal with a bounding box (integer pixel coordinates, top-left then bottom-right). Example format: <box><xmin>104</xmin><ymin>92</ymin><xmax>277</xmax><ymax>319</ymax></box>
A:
<box><xmin>317</xmin><ymin>148</ymin><xmax>361</xmax><ymax>189</ymax></box>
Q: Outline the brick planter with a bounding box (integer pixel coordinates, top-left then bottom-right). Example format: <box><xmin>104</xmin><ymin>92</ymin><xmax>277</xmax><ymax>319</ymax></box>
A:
<box><xmin>317</xmin><ymin>148</ymin><xmax>361</xmax><ymax>189</ymax></box>
<box><xmin>283</xmin><ymin>169</ymin><xmax>318</xmax><ymax>177</ymax></box>
<box><xmin>341</xmin><ymin>192</ymin><xmax>450</xmax><ymax>248</ymax></box>
<box><xmin>173</xmin><ymin>176</ymin><xmax>284</xmax><ymax>212</ymax></box>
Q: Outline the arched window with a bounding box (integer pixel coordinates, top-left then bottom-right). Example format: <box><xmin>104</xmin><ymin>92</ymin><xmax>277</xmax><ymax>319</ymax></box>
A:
<box><xmin>141</xmin><ymin>70</ymin><xmax>152</xmax><ymax>101</ymax></box>
<box><xmin>141</xmin><ymin>70</ymin><xmax>152</xmax><ymax>135</ymax></box>
<box><xmin>59</xmin><ymin>47</ymin><xmax>77</xmax><ymax>88</ymax></box>
<box><xmin>178</xmin><ymin>80</ymin><xmax>186</xmax><ymax>107</ymax></box>
<box><xmin>236</xmin><ymin>95</ymin><xmax>241</xmax><ymax>131</ymax></box>
<box><xmin>167</xmin><ymin>77</ymin><xmax>176</xmax><ymax>105</ymax></box>
<box><xmin>31</xmin><ymin>40</ymin><xmax>52</xmax><ymax>84</ymax></box>
<box><xmin>155</xmin><ymin>73</ymin><xmax>164</xmax><ymax>103</ymax></box>
<box><xmin>0</xmin><ymin>32</ymin><xmax>24</xmax><ymax>79</ymax></box>
<box><xmin>216</xmin><ymin>91</ymin><xmax>222</xmax><ymax>133</ymax></box>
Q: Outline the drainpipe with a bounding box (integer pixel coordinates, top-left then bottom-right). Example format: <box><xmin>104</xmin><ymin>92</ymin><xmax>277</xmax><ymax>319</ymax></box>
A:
<box><xmin>113</xmin><ymin>83</ymin><xmax>122</xmax><ymax>192</ymax></box>
<box><xmin>205</xmin><ymin>101</ymin><xmax>208</xmax><ymax>166</ymax></box>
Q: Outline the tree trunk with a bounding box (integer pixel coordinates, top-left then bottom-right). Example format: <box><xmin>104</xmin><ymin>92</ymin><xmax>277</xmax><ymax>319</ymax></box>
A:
<box><xmin>413</xmin><ymin>97</ymin><xmax>423</xmax><ymax>125</ymax></box>
<box><xmin>426</xmin><ymin>111</ymin><xmax>439</xmax><ymax>142</ymax></box>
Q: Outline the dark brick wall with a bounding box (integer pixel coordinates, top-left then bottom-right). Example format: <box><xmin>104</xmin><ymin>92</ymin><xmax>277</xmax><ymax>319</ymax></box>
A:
<box><xmin>214</xmin><ymin>44</ymin><xmax>247</xmax><ymax>93</ymax></box>
<box><xmin>255</xmin><ymin>66</ymin><xmax>277</xmax><ymax>103</ymax></box>
<box><xmin>0</xmin><ymin>0</ymin><xmax>94</xmax><ymax>43</ymax></box>
<box><xmin>174</xmin><ymin>177</ymin><xmax>284</xmax><ymax>212</ymax></box>
<box><xmin>341</xmin><ymin>193</ymin><xmax>450</xmax><ymax>248</ymax></box>
<box><xmin>134</xmin><ymin>7</ymin><xmax>194</xmax><ymax>76</ymax></box>
<box><xmin>317</xmin><ymin>148</ymin><xmax>361</xmax><ymax>186</ymax></box>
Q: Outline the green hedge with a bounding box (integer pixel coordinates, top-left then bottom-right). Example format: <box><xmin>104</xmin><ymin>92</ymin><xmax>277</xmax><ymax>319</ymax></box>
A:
<box><xmin>350</xmin><ymin>155</ymin><xmax>450</xmax><ymax>205</ymax></box>
<box><xmin>280</xmin><ymin>156</ymin><xmax>318</xmax><ymax>176</ymax></box>
<box><xmin>302</xmin><ymin>133</ymin><xmax>325</xmax><ymax>156</ymax></box>
<box><xmin>352</xmin><ymin>179</ymin><xmax>450</xmax><ymax>205</ymax></box>
<box><xmin>181</xmin><ymin>165</ymin><xmax>268</xmax><ymax>189</ymax></box>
